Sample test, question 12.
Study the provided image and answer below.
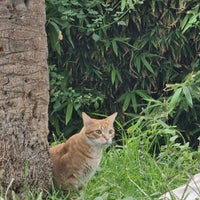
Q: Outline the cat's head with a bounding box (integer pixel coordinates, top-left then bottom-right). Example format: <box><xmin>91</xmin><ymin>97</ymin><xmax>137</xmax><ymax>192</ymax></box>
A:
<box><xmin>82</xmin><ymin>112</ymin><xmax>117</xmax><ymax>147</ymax></box>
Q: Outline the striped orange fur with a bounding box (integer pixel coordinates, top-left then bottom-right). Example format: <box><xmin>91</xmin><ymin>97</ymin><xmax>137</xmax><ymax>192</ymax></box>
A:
<box><xmin>49</xmin><ymin>112</ymin><xmax>117</xmax><ymax>191</ymax></box>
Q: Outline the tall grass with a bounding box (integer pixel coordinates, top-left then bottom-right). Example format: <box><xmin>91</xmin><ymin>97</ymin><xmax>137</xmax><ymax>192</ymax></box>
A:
<box><xmin>79</xmin><ymin>133</ymin><xmax>199</xmax><ymax>200</ymax></box>
<box><xmin>1</xmin><ymin>127</ymin><xmax>199</xmax><ymax>199</ymax></box>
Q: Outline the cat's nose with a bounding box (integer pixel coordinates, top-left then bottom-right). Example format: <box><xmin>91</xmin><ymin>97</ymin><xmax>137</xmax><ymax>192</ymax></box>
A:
<box><xmin>103</xmin><ymin>135</ymin><xmax>109</xmax><ymax>141</ymax></box>
<box><xmin>102</xmin><ymin>135</ymin><xmax>111</xmax><ymax>143</ymax></box>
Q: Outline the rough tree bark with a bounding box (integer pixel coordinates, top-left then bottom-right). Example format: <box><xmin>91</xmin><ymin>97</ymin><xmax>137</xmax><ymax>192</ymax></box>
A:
<box><xmin>0</xmin><ymin>0</ymin><xmax>52</xmax><ymax>194</ymax></box>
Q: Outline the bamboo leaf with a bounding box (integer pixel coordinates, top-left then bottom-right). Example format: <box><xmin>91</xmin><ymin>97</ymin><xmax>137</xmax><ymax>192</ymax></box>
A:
<box><xmin>118</xmin><ymin>21</ymin><xmax>126</xmax><ymax>26</ymax></box>
<box><xmin>121</xmin><ymin>0</ymin><xmax>127</xmax><ymax>11</ymax></box>
<box><xmin>135</xmin><ymin>90</ymin><xmax>151</xmax><ymax>100</ymax></box>
<box><xmin>112</xmin><ymin>40</ymin><xmax>118</xmax><ymax>56</ymax></box>
<box><xmin>49</xmin><ymin>21</ymin><xmax>61</xmax><ymax>55</ymax></box>
<box><xmin>104</xmin><ymin>40</ymin><xmax>111</xmax><ymax>51</ymax></box>
<box><xmin>188</xmin><ymin>15</ymin><xmax>198</xmax><ymax>24</ymax></box>
<box><xmin>183</xmin><ymin>86</ymin><xmax>193</xmax><ymax>108</ymax></box>
<box><xmin>169</xmin><ymin>88</ymin><xmax>182</xmax><ymax>108</ymax></box>
<box><xmin>131</xmin><ymin>93</ymin><xmax>137</xmax><ymax>113</ymax></box>
<box><xmin>116</xmin><ymin>70</ymin><xmax>123</xmax><ymax>83</ymax></box>
<box><xmin>65</xmin><ymin>27</ymin><xmax>74</xmax><ymax>48</ymax></box>
<box><xmin>135</xmin><ymin>56</ymin><xmax>141</xmax><ymax>72</ymax></box>
<box><xmin>182</xmin><ymin>15</ymin><xmax>197</xmax><ymax>33</ymax></box>
<box><xmin>123</xmin><ymin>94</ymin><xmax>131</xmax><ymax>112</ymax></box>
<box><xmin>65</xmin><ymin>103</ymin><xmax>73</xmax><ymax>125</ymax></box>
<box><xmin>49</xmin><ymin>20</ymin><xmax>60</xmax><ymax>32</ymax></box>
<box><xmin>141</xmin><ymin>56</ymin><xmax>154</xmax><ymax>74</ymax></box>
<box><xmin>111</xmin><ymin>68</ymin><xmax>116</xmax><ymax>85</ymax></box>
<box><xmin>117</xmin><ymin>93</ymin><xmax>127</xmax><ymax>102</ymax></box>
<box><xmin>53</xmin><ymin>101</ymin><xmax>67</xmax><ymax>112</ymax></box>
<box><xmin>181</xmin><ymin>15</ymin><xmax>189</xmax><ymax>30</ymax></box>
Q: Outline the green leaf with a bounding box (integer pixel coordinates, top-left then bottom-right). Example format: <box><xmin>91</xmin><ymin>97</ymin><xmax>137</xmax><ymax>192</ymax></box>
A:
<box><xmin>92</xmin><ymin>33</ymin><xmax>100</xmax><ymax>42</ymax></box>
<box><xmin>49</xmin><ymin>20</ymin><xmax>60</xmax><ymax>32</ymax></box>
<box><xmin>182</xmin><ymin>15</ymin><xmax>197</xmax><ymax>33</ymax></box>
<box><xmin>49</xmin><ymin>114</ymin><xmax>60</xmax><ymax>135</ymax></box>
<box><xmin>169</xmin><ymin>88</ymin><xmax>182</xmax><ymax>108</ymax></box>
<box><xmin>188</xmin><ymin>15</ymin><xmax>197</xmax><ymax>24</ymax></box>
<box><xmin>116</xmin><ymin>70</ymin><xmax>123</xmax><ymax>83</ymax></box>
<box><xmin>111</xmin><ymin>68</ymin><xmax>116</xmax><ymax>85</ymax></box>
<box><xmin>141</xmin><ymin>56</ymin><xmax>154</xmax><ymax>74</ymax></box>
<box><xmin>117</xmin><ymin>93</ymin><xmax>127</xmax><ymax>102</ymax></box>
<box><xmin>121</xmin><ymin>0</ymin><xmax>127</xmax><ymax>11</ymax></box>
<box><xmin>53</xmin><ymin>102</ymin><xmax>67</xmax><ymax>112</ymax></box>
<box><xmin>135</xmin><ymin>90</ymin><xmax>151</xmax><ymax>101</ymax></box>
<box><xmin>181</xmin><ymin>15</ymin><xmax>189</xmax><ymax>30</ymax></box>
<box><xmin>36</xmin><ymin>191</ymin><xmax>43</xmax><ymax>200</ymax></box>
<box><xmin>48</xmin><ymin>21</ymin><xmax>61</xmax><ymax>55</ymax></box>
<box><xmin>123</xmin><ymin>94</ymin><xmax>131</xmax><ymax>112</ymax></box>
<box><xmin>94</xmin><ymin>101</ymin><xmax>99</xmax><ymax>109</ymax></box>
<box><xmin>131</xmin><ymin>93</ymin><xmax>137</xmax><ymax>113</ymax></box>
<box><xmin>169</xmin><ymin>135</ymin><xmax>179</xmax><ymax>142</ymax></box>
<box><xmin>104</xmin><ymin>40</ymin><xmax>111</xmax><ymax>50</ymax></box>
<box><xmin>111</xmin><ymin>40</ymin><xmax>118</xmax><ymax>56</ymax></box>
<box><xmin>135</xmin><ymin>56</ymin><xmax>141</xmax><ymax>72</ymax></box>
<box><xmin>65</xmin><ymin>103</ymin><xmax>73</xmax><ymax>125</ymax></box>
<box><xmin>65</xmin><ymin>27</ymin><xmax>74</xmax><ymax>48</ymax></box>
<box><xmin>183</xmin><ymin>86</ymin><xmax>193</xmax><ymax>107</ymax></box>
<box><xmin>118</xmin><ymin>21</ymin><xmax>126</xmax><ymax>26</ymax></box>
<box><xmin>53</xmin><ymin>101</ymin><xmax>61</xmax><ymax>112</ymax></box>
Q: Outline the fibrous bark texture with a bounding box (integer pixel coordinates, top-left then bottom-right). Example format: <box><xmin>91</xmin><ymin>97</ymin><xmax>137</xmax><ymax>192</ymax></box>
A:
<box><xmin>0</xmin><ymin>0</ymin><xmax>52</xmax><ymax>192</ymax></box>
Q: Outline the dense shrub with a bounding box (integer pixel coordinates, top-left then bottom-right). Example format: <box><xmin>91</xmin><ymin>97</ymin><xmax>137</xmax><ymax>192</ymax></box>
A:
<box><xmin>46</xmin><ymin>0</ymin><xmax>200</xmax><ymax>147</ymax></box>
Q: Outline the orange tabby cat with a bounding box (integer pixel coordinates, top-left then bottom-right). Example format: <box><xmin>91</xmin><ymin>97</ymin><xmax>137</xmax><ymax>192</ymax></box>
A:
<box><xmin>49</xmin><ymin>112</ymin><xmax>117</xmax><ymax>191</ymax></box>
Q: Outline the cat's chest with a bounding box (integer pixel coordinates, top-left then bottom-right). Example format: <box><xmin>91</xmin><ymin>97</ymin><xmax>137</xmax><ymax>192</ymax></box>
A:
<box><xmin>80</xmin><ymin>145</ymin><xmax>102</xmax><ymax>170</ymax></box>
<box><xmin>81</xmin><ymin>154</ymin><xmax>102</xmax><ymax>182</ymax></box>
<box><xmin>86</xmin><ymin>155</ymin><xmax>102</xmax><ymax>170</ymax></box>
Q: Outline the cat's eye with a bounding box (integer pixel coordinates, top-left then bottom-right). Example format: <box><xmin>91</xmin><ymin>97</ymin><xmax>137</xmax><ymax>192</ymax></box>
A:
<box><xmin>109</xmin><ymin>130</ymin><xmax>114</xmax><ymax>134</ymax></box>
<box><xmin>95</xmin><ymin>130</ymin><xmax>102</xmax><ymax>134</ymax></box>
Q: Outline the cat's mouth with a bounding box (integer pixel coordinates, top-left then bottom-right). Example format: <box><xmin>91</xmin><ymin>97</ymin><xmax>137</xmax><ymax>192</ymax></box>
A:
<box><xmin>89</xmin><ymin>137</ymin><xmax>112</xmax><ymax>147</ymax></box>
<box><xmin>100</xmin><ymin>140</ymin><xmax>112</xmax><ymax>146</ymax></box>
<box><xmin>92</xmin><ymin>140</ymin><xmax>111</xmax><ymax>147</ymax></box>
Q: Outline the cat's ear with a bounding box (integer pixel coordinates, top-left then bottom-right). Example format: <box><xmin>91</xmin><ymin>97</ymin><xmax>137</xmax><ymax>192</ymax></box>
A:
<box><xmin>107</xmin><ymin>112</ymin><xmax>117</xmax><ymax>124</ymax></box>
<box><xmin>82</xmin><ymin>112</ymin><xmax>93</xmax><ymax>127</ymax></box>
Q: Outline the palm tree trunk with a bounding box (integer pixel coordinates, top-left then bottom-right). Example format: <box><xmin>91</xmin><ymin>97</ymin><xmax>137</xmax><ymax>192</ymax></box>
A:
<box><xmin>0</xmin><ymin>0</ymin><xmax>51</xmax><ymax>193</ymax></box>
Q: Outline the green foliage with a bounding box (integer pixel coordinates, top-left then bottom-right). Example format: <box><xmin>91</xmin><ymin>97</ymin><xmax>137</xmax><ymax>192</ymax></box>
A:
<box><xmin>2</xmin><ymin>113</ymin><xmax>199</xmax><ymax>199</ymax></box>
<box><xmin>46</xmin><ymin>0</ymin><xmax>200</xmax><ymax>144</ymax></box>
<box><xmin>2</xmin><ymin>137</ymin><xmax>199</xmax><ymax>199</ymax></box>
<box><xmin>125</xmin><ymin>71</ymin><xmax>200</xmax><ymax>149</ymax></box>
<box><xmin>49</xmin><ymin>65</ymin><xmax>104</xmax><ymax>137</ymax></box>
